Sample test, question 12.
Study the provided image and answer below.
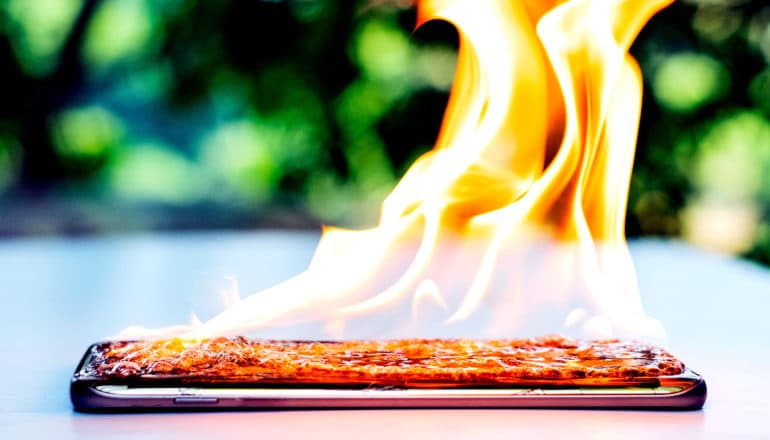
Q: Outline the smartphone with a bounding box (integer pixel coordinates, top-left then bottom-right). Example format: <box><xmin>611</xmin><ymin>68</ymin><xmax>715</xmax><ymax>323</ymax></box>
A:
<box><xmin>70</xmin><ymin>342</ymin><xmax>707</xmax><ymax>412</ymax></box>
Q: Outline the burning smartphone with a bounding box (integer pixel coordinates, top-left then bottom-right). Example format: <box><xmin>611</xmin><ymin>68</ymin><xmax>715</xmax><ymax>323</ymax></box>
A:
<box><xmin>70</xmin><ymin>337</ymin><xmax>707</xmax><ymax>411</ymax></box>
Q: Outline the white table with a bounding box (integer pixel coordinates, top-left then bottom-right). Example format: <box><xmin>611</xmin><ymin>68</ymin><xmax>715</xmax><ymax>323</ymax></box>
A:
<box><xmin>1</xmin><ymin>231</ymin><xmax>768</xmax><ymax>439</ymax></box>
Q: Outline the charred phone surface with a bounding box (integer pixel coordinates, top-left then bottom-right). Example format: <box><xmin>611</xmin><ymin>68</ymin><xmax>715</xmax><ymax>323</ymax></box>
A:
<box><xmin>80</xmin><ymin>335</ymin><xmax>684</xmax><ymax>388</ymax></box>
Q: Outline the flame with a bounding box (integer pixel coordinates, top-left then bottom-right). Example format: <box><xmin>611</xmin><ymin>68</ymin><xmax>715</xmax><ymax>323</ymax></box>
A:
<box><xmin>125</xmin><ymin>0</ymin><xmax>674</xmax><ymax>342</ymax></box>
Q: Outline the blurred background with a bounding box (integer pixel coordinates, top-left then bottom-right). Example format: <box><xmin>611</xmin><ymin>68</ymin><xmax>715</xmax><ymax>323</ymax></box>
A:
<box><xmin>0</xmin><ymin>0</ymin><xmax>769</xmax><ymax>267</ymax></box>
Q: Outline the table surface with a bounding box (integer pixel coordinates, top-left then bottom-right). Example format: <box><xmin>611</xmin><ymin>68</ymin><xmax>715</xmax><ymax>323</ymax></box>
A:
<box><xmin>0</xmin><ymin>231</ymin><xmax>768</xmax><ymax>439</ymax></box>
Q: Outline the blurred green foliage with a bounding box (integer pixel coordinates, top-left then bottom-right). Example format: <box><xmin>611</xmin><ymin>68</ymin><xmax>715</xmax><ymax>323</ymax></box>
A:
<box><xmin>0</xmin><ymin>0</ymin><xmax>769</xmax><ymax>266</ymax></box>
<box><xmin>631</xmin><ymin>0</ymin><xmax>770</xmax><ymax>263</ymax></box>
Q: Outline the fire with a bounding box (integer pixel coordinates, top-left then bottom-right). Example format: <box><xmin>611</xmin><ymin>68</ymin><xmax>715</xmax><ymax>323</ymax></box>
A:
<box><xmin>126</xmin><ymin>0</ymin><xmax>674</xmax><ymax>342</ymax></box>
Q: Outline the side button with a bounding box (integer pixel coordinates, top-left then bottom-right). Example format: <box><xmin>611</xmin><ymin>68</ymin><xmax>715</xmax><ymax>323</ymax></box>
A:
<box><xmin>174</xmin><ymin>397</ymin><xmax>219</xmax><ymax>405</ymax></box>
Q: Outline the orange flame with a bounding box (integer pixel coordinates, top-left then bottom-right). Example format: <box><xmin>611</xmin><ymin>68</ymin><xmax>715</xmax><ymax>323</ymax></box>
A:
<box><xmin>126</xmin><ymin>0</ymin><xmax>674</xmax><ymax>342</ymax></box>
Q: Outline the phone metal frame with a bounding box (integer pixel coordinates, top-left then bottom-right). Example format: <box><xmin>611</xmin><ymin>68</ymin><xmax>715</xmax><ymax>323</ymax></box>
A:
<box><xmin>70</xmin><ymin>342</ymin><xmax>707</xmax><ymax>412</ymax></box>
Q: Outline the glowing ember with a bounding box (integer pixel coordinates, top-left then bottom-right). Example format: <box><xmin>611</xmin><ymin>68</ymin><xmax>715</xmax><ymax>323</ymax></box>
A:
<box><xmin>84</xmin><ymin>336</ymin><xmax>685</xmax><ymax>387</ymax></box>
<box><xmin>122</xmin><ymin>0</ymin><xmax>674</xmax><ymax>342</ymax></box>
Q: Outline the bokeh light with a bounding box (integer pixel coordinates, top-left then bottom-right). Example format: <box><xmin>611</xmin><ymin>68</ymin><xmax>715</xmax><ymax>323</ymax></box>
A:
<box><xmin>652</xmin><ymin>52</ymin><xmax>729</xmax><ymax>114</ymax></box>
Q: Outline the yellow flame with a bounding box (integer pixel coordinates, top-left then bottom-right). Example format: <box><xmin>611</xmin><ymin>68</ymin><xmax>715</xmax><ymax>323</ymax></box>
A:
<box><xmin>152</xmin><ymin>0</ymin><xmax>675</xmax><ymax>342</ymax></box>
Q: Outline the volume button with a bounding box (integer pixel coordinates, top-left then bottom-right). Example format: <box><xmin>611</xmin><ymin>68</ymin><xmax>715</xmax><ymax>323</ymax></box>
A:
<box><xmin>173</xmin><ymin>397</ymin><xmax>219</xmax><ymax>405</ymax></box>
